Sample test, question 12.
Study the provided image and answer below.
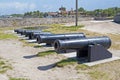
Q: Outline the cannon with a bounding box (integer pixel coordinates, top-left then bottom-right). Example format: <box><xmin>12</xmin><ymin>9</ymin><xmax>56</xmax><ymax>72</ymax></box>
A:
<box><xmin>28</xmin><ymin>32</ymin><xmax>52</xmax><ymax>39</ymax></box>
<box><xmin>14</xmin><ymin>29</ymin><xmax>26</xmax><ymax>35</ymax></box>
<box><xmin>54</xmin><ymin>36</ymin><xmax>112</xmax><ymax>62</ymax></box>
<box><xmin>14</xmin><ymin>29</ymin><xmax>19</xmax><ymax>33</ymax></box>
<box><xmin>24</xmin><ymin>30</ymin><xmax>42</xmax><ymax>37</ymax></box>
<box><xmin>14</xmin><ymin>29</ymin><xmax>24</xmax><ymax>33</ymax></box>
<box><xmin>36</xmin><ymin>33</ymin><xmax>86</xmax><ymax>45</ymax></box>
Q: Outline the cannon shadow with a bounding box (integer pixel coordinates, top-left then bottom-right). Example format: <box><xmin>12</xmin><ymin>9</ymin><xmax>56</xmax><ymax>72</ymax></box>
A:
<box><xmin>23</xmin><ymin>54</ymin><xmax>37</xmax><ymax>59</ymax></box>
<box><xmin>41</xmin><ymin>44</ymin><xmax>52</xmax><ymax>47</ymax></box>
<box><xmin>28</xmin><ymin>41</ymin><xmax>37</xmax><ymax>43</ymax></box>
<box><xmin>37</xmin><ymin>57</ymin><xmax>88</xmax><ymax>71</ymax></box>
<box><xmin>37</xmin><ymin>63</ymin><xmax>56</xmax><ymax>71</ymax></box>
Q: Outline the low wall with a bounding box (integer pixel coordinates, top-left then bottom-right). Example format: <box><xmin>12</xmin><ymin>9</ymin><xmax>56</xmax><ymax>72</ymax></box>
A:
<box><xmin>0</xmin><ymin>17</ymin><xmax>93</xmax><ymax>27</ymax></box>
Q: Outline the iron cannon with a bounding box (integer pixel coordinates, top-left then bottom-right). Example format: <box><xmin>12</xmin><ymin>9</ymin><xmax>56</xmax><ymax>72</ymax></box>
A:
<box><xmin>37</xmin><ymin>33</ymin><xmax>86</xmax><ymax>45</ymax></box>
<box><xmin>54</xmin><ymin>36</ymin><xmax>112</xmax><ymax>62</ymax></box>
<box><xmin>28</xmin><ymin>32</ymin><xmax>52</xmax><ymax>39</ymax></box>
<box><xmin>14</xmin><ymin>29</ymin><xmax>26</xmax><ymax>34</ymax></box>
<box><xmin>24</xmin><ymin>30</ymin><xmax>42</xmax><ymax>37</ymax></box>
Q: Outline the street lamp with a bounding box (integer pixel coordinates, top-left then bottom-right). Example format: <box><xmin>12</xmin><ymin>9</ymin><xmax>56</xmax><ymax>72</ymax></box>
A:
<box><xmin>75</xmin><ymin>0</ymin><xmax>78</xmax><ymax>26</ymax></box>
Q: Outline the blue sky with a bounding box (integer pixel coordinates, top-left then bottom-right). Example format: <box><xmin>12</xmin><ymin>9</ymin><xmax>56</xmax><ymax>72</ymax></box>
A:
<box><xmin>0</xmin><ymin>0</ymin><xmax>120</xmax><ymax>15</ymax></box>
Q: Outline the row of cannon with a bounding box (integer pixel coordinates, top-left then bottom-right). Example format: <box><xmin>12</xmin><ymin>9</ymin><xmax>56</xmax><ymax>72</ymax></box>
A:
<box><xmin>14</xmin><ymin>29</ymin><xmax>112</xmax><ymax>62</ymax></box>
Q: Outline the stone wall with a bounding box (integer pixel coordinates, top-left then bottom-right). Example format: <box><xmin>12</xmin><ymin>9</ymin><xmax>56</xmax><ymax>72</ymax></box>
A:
<box><xmin>0</xmin><ymin>17</ymin><xmax>93</xmax><ymax>27</ymax></box>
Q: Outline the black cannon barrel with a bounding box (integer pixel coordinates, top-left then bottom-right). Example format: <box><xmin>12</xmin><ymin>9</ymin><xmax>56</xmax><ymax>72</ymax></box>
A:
<box><xmin>24</xmin><ymin>30</ymin><xmax>42</xmax><ymax>37</ymax></box>
<box><xmin>37</xmin><ymin>33</ymin><xmax>86</xmax><ymax>44</ymax></box>
<box><xmin>31</xmin><ymin>32</ymin><xmax>52</xmax><ymax>39</ymax></box>
<box><xmin>14</xmin><ymin>29</ymin><xmax>19</xmax><ymax>32</ymax></box>
<box><xmin>54</xmin><ymin>36</ymin><xmax>111</xmax><ymax>51</ymax></box>
<box><xmin>14</xmin><ymin>29</ymin><xmax>21</xmax><ymax>33</ymax></box>
<box><xmin>28</xmin><ymin>32</ymin><xmax>52</xmax><ymax>39</ymax></box>
<box><xmin>14</xmin><ymin>29</ymin><xmax>26</xmax><ymax>34</ymax></box>
<box><xmin>20</xmin><ymin>29</ymin><xmax>28</xmax><ymax>35</ymax></box>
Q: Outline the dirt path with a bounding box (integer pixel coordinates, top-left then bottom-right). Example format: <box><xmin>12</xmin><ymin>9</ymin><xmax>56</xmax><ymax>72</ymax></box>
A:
<box><xmin>0</xmin><ymin>39</ymin><xmax>88</xmax><ymax>80</ymax></box>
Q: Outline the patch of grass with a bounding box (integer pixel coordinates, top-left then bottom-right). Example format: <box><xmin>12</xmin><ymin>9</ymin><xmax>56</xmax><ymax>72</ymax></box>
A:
<box><xmin>43</xmin><ymin>24</ymin><xmax>84</xmax><ymax>33</ymax></box>
<box><xmin>84</xmin><ymin>60</ymin><xmax>120</xmax><ymax>80</ymax></box>
<box><xmin>88</xmin><ymin>70</ymin><xmax>110</xmax><ymax>80</ymax></box>
<box><xmin>23</xmin><ymin>27</ymin><xmax>38</xmax><ymax>30</ymax></box>
<box><xmin>34</xmin><ymin>45</ymin><xmax>42</xmax><ymax>48</ymax></box>
<box><xmin>50</xmin><ymin>24</ymin><xmax>63</xmax><ymax>27</ymax></box>
<box><xmin>56</xmin><ymin>58</ymin><xmax>77</xmax><ymax>67</ymax></box>
<box><xmin>0</xmin><ymin>27</ymin><xmax>18</xmax><ymax>40</ymax></box>
<box><xmin>107</xmin><ymin>34</ymin><xmax>120</xmax><ymax>50</ymax></box>
<box><xmin>0</xmin><ymin>32</ymin><xmax>17</xmax><ymax>40</ymax></box>
<box><xmin>37</xmin><ymin>50</ymin><xmax>56</xmax><ymax>57</ymax></box>
<box><xmin>19</xmin><ymin>39</ymin><xmax>37</xmax><ymax>47</ymax></box>
<box><xmin>0</xmin><ymin>27</ymin><xmax>15</xmax><ymax>31</ymax></box>
<box><xmin>9</xmin><ymin>77</ymin><xmax>29</xmax><ymax>80</ymax></box>
<box><xmin>62</xmin><ymin>25</ymin><xmax>84</xmax><ymax>31</ymax></box>
<box><xmin>111</xmin><ymin>43</ymin><xmax>120</xmax><ymax>50</ymax></box>
<box><xmin>0</xmin><ymin>59</ymin><xmax>12</xmax><ymax>74</ymax></box>
<box><xmin>0</xmin><ymin>61</ymin><xmax>5</xmax><ymax>66</ymax></box>
<box><xmin>19</xmin><ymin>39</ymin><xmax>43</xmax><ymax>47</ymax></box>
<box><xmin>75</xmin><ymin>64</ymin><xmax>89</xmax><ymax>70</ymax></box>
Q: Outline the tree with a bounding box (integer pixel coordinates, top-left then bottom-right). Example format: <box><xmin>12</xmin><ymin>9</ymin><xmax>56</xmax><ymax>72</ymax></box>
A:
<box><xmin>24</xmin><ymin>10</ymin><xmax>43</xmax><ymax>18</ymax></box>
<box><xmin>78</xmin><ymin>7</ymin><xmax>85</xmax><ymax>12</ymax></box>
<box><xmin>43</xmin><ymin>12</ymin><xmax>48</xmax><ymax>17</ymax></box>
<box><xmin>11</xmin><ymin>14</ymin><xmax>24</xmax><ymax>17</ymax></box>
<box><xmin>94</xmin><ymin>9</ymin><xmax>103</xmax><ymax>17</ymax></box>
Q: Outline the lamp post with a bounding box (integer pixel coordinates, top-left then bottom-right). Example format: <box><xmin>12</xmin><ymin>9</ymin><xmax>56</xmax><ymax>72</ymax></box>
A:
<box><xmin>75</xmin><ymin>0</ymin><xmax>78</xmax><ymax>26</ymax></box>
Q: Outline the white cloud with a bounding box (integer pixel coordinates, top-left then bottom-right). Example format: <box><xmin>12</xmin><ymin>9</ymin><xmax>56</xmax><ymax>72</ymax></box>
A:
<box><xmin>0</xmin><ymin>2</ymin><xmax>36</xmax><ymax>11</ymax></box>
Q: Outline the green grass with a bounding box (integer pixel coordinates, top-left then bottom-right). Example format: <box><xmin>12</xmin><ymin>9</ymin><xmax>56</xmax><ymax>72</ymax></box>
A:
<box><xmin>9</xmin><ymin>77</ymin><xmax>29</xmax><ymax>80</ymax></box>
<box><xmin>43</xmin><ymin>24</ymin><xmax>84</xmax><ymax>33</ymax></box>
<box><xmin>107</xmin><ymin>34</ymin><xmax>120</xmax><ymax>50</ymax></box>
<box><xmin>75</xmin><ymin>64</ymin><xmax>89</xmax><ymax>70</ymax></box>
<box><xmin>0</xmin><ymin>32</ymin><xmax>17</xmax><ymax>40</ymax></box>
<box><xmin>88</xmin><ymin>70</ymin><xmax>110</xmax><ymax>80</ymax></box>
<box><xmin>34</xmin><ymin>45</ymin><xmax>42</xmax><ymax>48</ymax></box>
<box><xmin>37</xmin><ymin>50</ymin><xmax>56</xmax><ymax>57</ymax></box>
<box><xmin>19</xmin><ymin>39</ymin><xmax>38</xmax><ymax>47</ymax></box>
<box><xmin>0</xmin><ymin>27</ymin><xmax>17</xmax><ymax>40</ymax></box>
<box><xmin>23</xmin><ymin>26</ymin><xmax>44</xmax><ymax>30</ymax></box>
<box><xmin>0</xmin><ymin>59</ymin><xmax>12</xmax><ymax>73</ymax></box>
<box><xmin>56</xmin><ymin>58</ymin><xmax>77</xmax><ymax>67</ymax></box>
<box><xmin>62</xmin><ymin>25</ymin><xmax>84</xmax><ymax>31</ymax></box>
<box><xmin>0</xmin><ymin>27</ymin><xmax>15</xmax><ymax>31</ymax></box>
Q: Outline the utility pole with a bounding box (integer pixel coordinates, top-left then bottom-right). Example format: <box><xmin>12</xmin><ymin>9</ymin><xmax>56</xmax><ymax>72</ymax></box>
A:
<box><xmin>75</xmin><ymin>0</ymin><xmax>78</xmax><ymax>26</ymax></box>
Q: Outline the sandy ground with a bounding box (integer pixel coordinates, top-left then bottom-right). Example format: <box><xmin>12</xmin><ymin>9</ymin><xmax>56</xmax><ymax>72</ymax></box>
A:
<box><xmin>0</xmin><ymin>20</ymin><xmax>120</xmax><ymax>80</ymax></box>
<box><xmin>65</xmin><ymin>20</ymin><xmax>120</xmax><ymax>34</ymax></box>
<box><xmin>0</xmin><ymin>39</ymin><xmax>89</xmax><ymax>80</ymax></box>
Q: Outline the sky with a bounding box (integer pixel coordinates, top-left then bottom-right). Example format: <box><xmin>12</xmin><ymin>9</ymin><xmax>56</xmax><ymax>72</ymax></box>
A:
<box><xmin>0</xmin><ymin>0</ymin><xmax>120</xmax><ymax>15</ymax></box>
